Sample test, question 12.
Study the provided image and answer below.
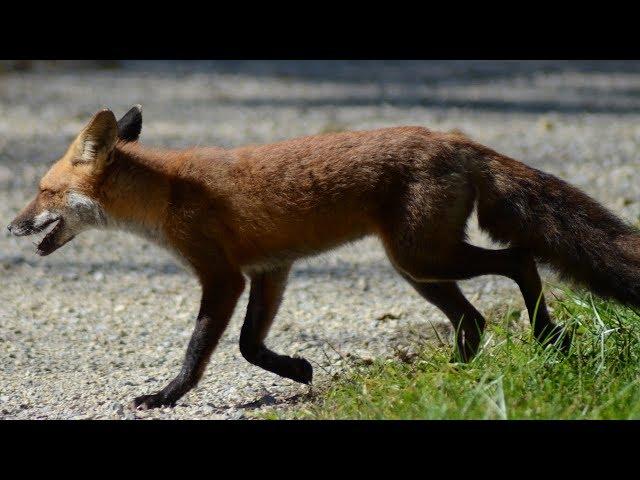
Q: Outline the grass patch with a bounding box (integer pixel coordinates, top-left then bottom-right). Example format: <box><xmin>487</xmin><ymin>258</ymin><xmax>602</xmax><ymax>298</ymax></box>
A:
<box><xmin>268</xmin><ymin>288</ymin><xmax>640</xmax><ymax>419</ymax></box>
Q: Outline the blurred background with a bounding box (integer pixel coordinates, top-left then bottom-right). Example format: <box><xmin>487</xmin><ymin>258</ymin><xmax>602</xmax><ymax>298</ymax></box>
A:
<box><xmin>1</xmin><ymin>60</ymin><xmax>640</xmax><ymax>419</ymax></box>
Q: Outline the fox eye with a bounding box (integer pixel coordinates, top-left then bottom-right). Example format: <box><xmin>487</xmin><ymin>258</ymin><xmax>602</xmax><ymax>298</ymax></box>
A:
<box><xmin>40</xmin><ymin>188</ymin><xmax>55</xmax><ymax>196</ymax></box>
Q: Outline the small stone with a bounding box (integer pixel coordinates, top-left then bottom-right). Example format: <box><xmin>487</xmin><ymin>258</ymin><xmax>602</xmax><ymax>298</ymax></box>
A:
<box><xmin>110</xmin><ymin>402</ymin><xmax>125</xmax><ymax>416</ymax></box>
<box><xmin>376</xmin><ymin>310</ymin><xmax>402</xmax><ymax>321</ymax></box>
<box><xmin>537</xmin><ymin>117</ymin><xmax>554</xmax><ymax>132</ymax></box>
<box><xmin>356</xmin><ymin>277</ymin><xmax>369</xmax><ymax>291</ymax></box>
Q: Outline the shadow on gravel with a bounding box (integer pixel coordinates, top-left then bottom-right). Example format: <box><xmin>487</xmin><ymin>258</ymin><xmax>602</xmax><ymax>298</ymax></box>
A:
<box><xmin>117</xmin><ymin>60</ymin><xmax>640</xmax><ymax>115</ymax></box>
<box><xmin>118</xmin><ymin>60</ymin><xmax>640</xmax><ymax>85</ymax></box>
<box><xmin>291</xmin><ymin>262</ymin><xmax>394</xmax><ymax>279</ymax></box>
<box><xmin>0</xmin><ymin>256</ymin><xmax>185</xmax><ymax>276</ymax></box>
<box><xmin>209</xmin><ymin>95</ymin><xmax>640</xmax><ymax>115</ymax></box>
<box><xmin>234</xmin><ymin>391</ymin><xmax>312</xmax><ymax>411</ymax></box>
<box><xmin>1</xmin><ymin>255</ymin><xmax>395</xmax><ymax>278</ymax></box>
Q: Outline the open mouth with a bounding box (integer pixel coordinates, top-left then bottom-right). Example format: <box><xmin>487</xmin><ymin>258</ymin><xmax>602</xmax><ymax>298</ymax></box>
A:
<box><xmin>33</xmin><ymin>218</ymin><xmax>70</xmax><ymax>256</ymax></box>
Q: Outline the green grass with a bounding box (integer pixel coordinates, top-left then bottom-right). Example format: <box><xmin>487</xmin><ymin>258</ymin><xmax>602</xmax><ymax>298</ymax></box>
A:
<box><xmin>267</xmin><ymin>288</ymin><xmax>640</xmax><ymax>419</ymax></box>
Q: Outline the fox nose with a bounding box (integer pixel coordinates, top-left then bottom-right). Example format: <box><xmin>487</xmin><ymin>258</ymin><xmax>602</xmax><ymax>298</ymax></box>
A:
<box><xmin>7</xmin><ymin>224</ymin><xmax>12</xmax><ymax>233</ymax></box>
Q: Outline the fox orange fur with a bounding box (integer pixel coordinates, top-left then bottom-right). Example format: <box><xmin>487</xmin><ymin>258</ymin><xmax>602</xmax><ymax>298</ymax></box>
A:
<box><xmin>9</xmin><ymin>106</ymin><xmax>640</xmax><ymax>409</ymax></box>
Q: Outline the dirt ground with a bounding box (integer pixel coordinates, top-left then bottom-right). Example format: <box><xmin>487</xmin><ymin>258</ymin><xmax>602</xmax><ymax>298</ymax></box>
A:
<box><xmin>1</xmin><ymin>60</ymin><xmax>640</xmax><ymax>419</ymax></box>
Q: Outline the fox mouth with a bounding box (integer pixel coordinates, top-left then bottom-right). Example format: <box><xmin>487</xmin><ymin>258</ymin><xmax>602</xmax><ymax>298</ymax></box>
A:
<box><xmin>33</xmin><ymin>218</ymin><xmax>72</xmax><ymax>256</ymax></box>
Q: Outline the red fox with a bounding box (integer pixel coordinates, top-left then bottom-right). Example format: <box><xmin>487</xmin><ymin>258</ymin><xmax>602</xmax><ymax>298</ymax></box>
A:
<box><xmin>8</xmin><ymin>106</ymin><xmax>640</xmax><ymax>409</ymax></box>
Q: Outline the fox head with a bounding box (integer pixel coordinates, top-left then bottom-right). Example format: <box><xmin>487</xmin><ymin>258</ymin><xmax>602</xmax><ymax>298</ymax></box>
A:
<box><xmin>7</xmin><ymin>105</ymin><xmax>143</xmax><ymax>256</ymax></box>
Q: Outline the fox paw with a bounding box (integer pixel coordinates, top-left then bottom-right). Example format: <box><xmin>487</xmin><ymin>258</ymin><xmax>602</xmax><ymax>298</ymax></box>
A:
<box><xmin>539</xmin><ymin>326</ymin><xmax>572</xmax><ymax>353</ymax></box>
<box><xmin>450</xmin><ymin>339</ymin><xmax>480</xmax><ymax>363</ymax></box>
<box><xmin>288</xmin><ymin>357</ymin><xmax>313</xmax><ymax>385</ymax></box>
<box><xmin>131</xmin><ymin>392</ymin><xmax>176</xmax><ymax>410</ymax></box>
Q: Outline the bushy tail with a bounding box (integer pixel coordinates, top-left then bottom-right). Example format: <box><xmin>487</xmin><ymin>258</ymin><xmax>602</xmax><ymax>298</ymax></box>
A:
<box><xmin>474</xmin><ymin>152</ymin><xmax>640</xmax><ymax>308</ymax></box>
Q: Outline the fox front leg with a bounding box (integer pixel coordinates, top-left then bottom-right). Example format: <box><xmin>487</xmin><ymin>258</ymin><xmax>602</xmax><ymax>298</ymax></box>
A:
<box><xmin>239</xmin><ymin>265</ymin><xmax>313</xmax><ymax>384</ymax></box>
<box><xmin>132</xmin><ymin>273</ymin><xmax>245</xmax><ymax>410</ymax></box>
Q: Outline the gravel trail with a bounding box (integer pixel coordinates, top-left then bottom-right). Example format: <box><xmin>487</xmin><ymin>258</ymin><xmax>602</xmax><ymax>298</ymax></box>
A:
<box><xmin>2</xmin><ymin>61</ymin><xmax>640</xmax><ymax>419</ymax></box>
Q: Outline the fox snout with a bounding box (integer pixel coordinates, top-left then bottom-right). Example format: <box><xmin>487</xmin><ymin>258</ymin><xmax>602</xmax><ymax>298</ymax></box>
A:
<box><xmin>8</xmin><ymin>204</ymin><xmax>67</xmax><ymax>256</ymax></box>
<box><xmin>8</xmin><ymin>209</ymin><xmax>60</xmax><ymax>237</ymax></box>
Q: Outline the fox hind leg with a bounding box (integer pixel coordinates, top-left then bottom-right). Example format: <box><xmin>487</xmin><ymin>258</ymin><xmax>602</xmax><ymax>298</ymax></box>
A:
<box><xmin>510</xmin><ymin>248</ymin><xmax>571</xmax><ymax>350</ymax></box>
<box><xmin>402</xmin><ymin>279</ymin><xmax>486</xmax><ymax>361</ymax></box>
<box><xmin>384</xmin><ymin>237</ymin><xmax>570</xmax><ymax>354</ymax></box>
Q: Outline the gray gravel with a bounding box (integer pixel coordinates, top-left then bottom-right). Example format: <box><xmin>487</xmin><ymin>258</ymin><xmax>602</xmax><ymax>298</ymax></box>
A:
<box><xmin>2</xmin><ymin>61</ymin><xmax>640</xmax><ymax>419</ymax></box>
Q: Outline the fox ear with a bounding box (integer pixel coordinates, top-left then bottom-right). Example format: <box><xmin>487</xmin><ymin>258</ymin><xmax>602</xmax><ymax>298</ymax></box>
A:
<box><xmin>117</xmin><ymin>104</ymin><xmax>143</xmax><ymax>142</ymax></box>
<box><xmin>75</xmin><ymin>109</ymin><xmax>118</xmax><ymax>165</ymax></box>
